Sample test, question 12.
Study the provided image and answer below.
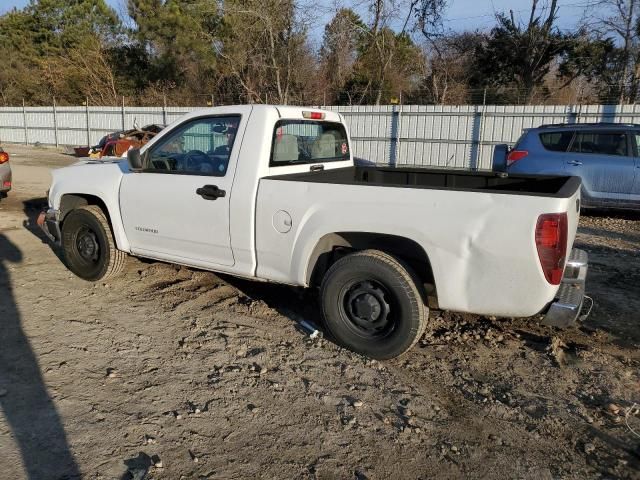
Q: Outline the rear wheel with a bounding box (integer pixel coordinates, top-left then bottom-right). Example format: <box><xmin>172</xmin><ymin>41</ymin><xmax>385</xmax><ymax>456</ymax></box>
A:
<box><xmin>320</xmin><ymin>250</ymin><xmax>428</xmax><ymax>359</ymax></box>
<box><xmin>61</xmin><ymin>205</ymin><xmax>126</xmax><ymax>281</ymax></box>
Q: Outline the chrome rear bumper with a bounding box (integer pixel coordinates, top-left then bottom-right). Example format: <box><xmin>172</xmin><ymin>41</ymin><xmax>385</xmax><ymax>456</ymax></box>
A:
<box><xmin>542</xmin><ymin>248</ymin><xmax>588</xmax><ymax>328</ymax></box>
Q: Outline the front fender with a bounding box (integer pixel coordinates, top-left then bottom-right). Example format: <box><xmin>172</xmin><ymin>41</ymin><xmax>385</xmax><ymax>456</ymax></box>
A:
<box><xmin>50</xmin><ymin>162</ymin><xmax>130</xmax><ymax>252</ymax></box>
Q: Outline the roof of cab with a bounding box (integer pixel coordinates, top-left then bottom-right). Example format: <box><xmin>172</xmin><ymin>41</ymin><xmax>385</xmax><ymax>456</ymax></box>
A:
<box><xmin>181</xmin><ymin>104</ymin><xmax>342</xmax><ymax>122</ymax></box>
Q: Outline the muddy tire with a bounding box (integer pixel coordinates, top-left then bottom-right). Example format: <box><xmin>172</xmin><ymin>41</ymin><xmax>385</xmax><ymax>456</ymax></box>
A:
<box><xmin>61</xmin><ymin>205</ymin><xmax>126</xmax><ymax>281</ymax></box>
<box><xmin>320</xmin><ymin>249</ymin><xmax>428</xmax><ymax>360</ymax></box>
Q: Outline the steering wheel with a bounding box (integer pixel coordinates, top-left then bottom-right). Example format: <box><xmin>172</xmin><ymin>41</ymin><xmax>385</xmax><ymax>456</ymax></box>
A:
<box><xmin>184</xmin><ymin>150</ymin><xmax>209</xmax><ymax>171</ymax></box>
<box><xmin>151</xmin><ymin>157</ymin><xmax>172</xmax><ymax>170</ymax></box>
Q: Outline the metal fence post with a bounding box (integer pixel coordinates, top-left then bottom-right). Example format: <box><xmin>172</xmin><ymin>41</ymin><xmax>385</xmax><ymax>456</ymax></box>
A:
<box><xmin>397</xmin><ymin>91</ymin><xmax>403</xmax><ymax>164</ymax></box>
<box><xmin>162</xmin><ymin>95</ymin><xmax>167</xmax><ymax>126</ymax></box>
<box><xmin>576</xmin><ymin>103</ymin><xmax>583</xmax><ymax>124</ymax></box>
<box><xmin>22</xmin><ymin>98</ymin><xmax>28</xmax><ymax>145</ymax></box>
<box><xmin>566</xmin><ymin>104</ymin><xmax>577</xmax><ymax>124</ymax></box>
<box><xmin>476</xmin><ymin>92</ymin><xmax>487</xmax><ymax>170</ymax></box>
<box><xmin>121</xmin><ymin>96</ymin><xmax>126</xmax><ymax>131</ymax></box>
<box><xmin>85</xmin><ymin>97</ymin><xmax>91</xmax><ymax>147</ymax></box>
<box><xmin>389</xmin><ymin>104</ymin><xmax>399</xmax><ymax>166</ymax></box>
<box><xmin>469</xmin><ymin>106</ymin><xmax>482</xmax><ymax>170</ymax></box>
<box><xmin>53</xmin><ymin>97</ymin><xmax>59</xmax><ymax>148</ymax></box>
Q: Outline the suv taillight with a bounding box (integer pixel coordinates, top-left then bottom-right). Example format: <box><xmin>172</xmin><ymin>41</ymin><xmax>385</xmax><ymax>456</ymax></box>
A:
<box><xmin>535</xmin><ymin>213</ymin><xmax>568</xmax><ymax>285</ymax></box>
<box><xmin>506</xmin><ymin>150</ymin><xmax>528</xmax><ymax>166</ymax></box>
<box><xmin>0</xmin><ymin>152</ymin><xmax>8</xmax><ymax>164</ymax></box>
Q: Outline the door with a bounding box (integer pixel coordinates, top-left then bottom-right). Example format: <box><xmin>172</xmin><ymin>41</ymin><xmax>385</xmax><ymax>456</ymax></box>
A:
<box><xmin>120</xmin><ymin>114</ymin><xmax>245</xmax><ymax>267</ymax></box>
<box><xmin>566</xmin><ymin>130</ymin><xmax>635</xmax><ymax>203</ymax></box>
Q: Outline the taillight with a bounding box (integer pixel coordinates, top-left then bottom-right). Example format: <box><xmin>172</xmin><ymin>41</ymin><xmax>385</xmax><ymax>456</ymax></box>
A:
<box><xmin>535</xmin><ymin>213</ymin><xmax>568</xmax><ymax>285</ymax></box>
<box><xmin>506</xmin><ymin>150</ymin><xmax>528</xmax><ymax>166</ymax></box>
<box><xmin>0</xmin><ymin>152</ymin><xmax>8</xmax><ymax>164</ymax></box>
<box><xmin>3</xmin><ymin>181</ymin><xmax>10</xmax><ymax>188</ymax></box>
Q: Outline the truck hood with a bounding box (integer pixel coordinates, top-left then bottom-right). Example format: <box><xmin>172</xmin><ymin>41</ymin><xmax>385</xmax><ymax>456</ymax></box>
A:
<box><xmin>49</xmin><ymin>158</ymin><xmax>129</xmax><ymax>211</ymax></box>
<box><xmin>71</xmin><ymin>157</ymin><xmax>127</xmax><ymax>167</ymax></box>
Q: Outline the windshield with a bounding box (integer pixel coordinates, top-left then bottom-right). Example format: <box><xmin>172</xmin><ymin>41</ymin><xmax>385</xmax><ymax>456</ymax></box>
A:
<box><xmin>270</xmin><ymin>120</ymin><xmax>350</xmax><ymax>166</ymax></box>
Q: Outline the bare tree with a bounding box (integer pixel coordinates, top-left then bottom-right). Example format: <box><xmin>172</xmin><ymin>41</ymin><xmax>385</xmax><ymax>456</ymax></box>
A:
<box><xmin>41</xmin><ymin>36</ymin><xmax>119</xmax><ymax>105</ymax></box>
<box><xmin>216</xmin><ymin>0</ymin><xmax>312</xmax><ymax>105</ymax></box>
<box><xmin>320</xmin><ymin>8</ymin><xmax>364</xmax><ymax>104</ymax></box>
<box><xmin>363</xmin><ymin>0</ymin><xmax>429</xmax><ymax>104</ymax></box>
<box><xmin>590</xmin><ymin>0</ymin><xmax>640</xmax><ymax>102</ymax></box>
<box><xmin>467</xmin><ymin>0</ymin><xmax>573</xmax><ymax>104</ymax></box>
<box><xmin>417</xmin><ymin>32</ymin><xmax>483</xmax><ymax>104</ymax></box>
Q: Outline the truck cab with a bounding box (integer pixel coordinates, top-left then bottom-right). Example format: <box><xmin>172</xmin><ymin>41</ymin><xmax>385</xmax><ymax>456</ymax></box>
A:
<box><xmin>119</xmin><ymin>106</ymin><xmax>352</xmax><ymax>275</ymax></box>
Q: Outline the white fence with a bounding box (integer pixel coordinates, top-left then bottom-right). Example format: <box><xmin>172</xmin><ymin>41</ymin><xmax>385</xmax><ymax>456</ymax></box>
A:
<box><xmin>1</xmin><ymin>104</ymin><xmax>639</xmax><ymax>170</ymax></box>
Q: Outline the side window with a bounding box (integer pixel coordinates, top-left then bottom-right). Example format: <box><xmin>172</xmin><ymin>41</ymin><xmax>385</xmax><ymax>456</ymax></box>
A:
<box><xmin>569</xmin><ymin>132</ymin><xmax>628</xmax><ymax>157</ymax></box>
<box><xmin>145</xmin><ymin>116</ymin><xmax>240</xmax><ymax>175</ymax></box>
<box><xmin>539</xmin><ymin>131</ymin><xmax>573</xmax><ymax>152</ymax></box>
<box><xmin>270</xmin><ymin>120</ymin><xmax>349</xmax><ymax>166</ymax></box>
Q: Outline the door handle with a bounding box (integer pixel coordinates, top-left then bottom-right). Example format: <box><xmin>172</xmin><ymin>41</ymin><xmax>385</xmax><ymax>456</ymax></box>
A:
<box><xmin>567</xmin><ymin>160</ymin><xmax>583</xmax><ymax>166</ymax></box>
<box><xmin>196</xmin><ymin>184</ymin><xmax>226</xmax><ymax>200</ymax></box>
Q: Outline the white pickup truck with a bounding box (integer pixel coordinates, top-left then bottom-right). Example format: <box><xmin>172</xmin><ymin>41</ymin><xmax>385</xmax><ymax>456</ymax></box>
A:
<box><xmin>39</xmin><ymin>105</ymin><xmax>588</xmax><ymax>359</ymax></box>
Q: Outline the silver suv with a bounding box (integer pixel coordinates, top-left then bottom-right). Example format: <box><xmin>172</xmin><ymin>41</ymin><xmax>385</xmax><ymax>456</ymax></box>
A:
<box><xmin>494</xmin><ymin>123</ymin><xmax>640</xmax><ymax>210</ymax></box>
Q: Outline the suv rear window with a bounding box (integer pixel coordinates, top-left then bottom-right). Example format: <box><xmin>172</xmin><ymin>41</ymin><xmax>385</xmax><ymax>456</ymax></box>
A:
<box><xmin>569</xmin><ymin>132</ymin><xmax>628</xmax><ymax>156</ymax></box>
<box><xmin>270</xmin><ymin>120</ymin><xmax>349</xmax><ymax>166</ymax></box>
<box><xmin>539</xmin><ymin>131</ymin><xmax>573</xmax><ymax>152</ymax></box>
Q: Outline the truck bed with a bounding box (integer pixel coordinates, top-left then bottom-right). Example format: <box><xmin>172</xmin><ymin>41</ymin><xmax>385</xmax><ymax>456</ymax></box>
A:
<box><xmin>266</xmin><ymin>166</ymin><xmax>581</xmax><ymax>198</ymax></box>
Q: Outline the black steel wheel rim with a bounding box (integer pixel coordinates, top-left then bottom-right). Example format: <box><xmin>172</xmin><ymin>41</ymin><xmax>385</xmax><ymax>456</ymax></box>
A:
<box><xmin>75</xmin><ymin>225</ymin><xmax>100</xmax><ymax>264</ymax></box>
<box><xmin>340</xmin><ymin>279</ymin><xmax>395</xmax><ymax>338</ymax></box>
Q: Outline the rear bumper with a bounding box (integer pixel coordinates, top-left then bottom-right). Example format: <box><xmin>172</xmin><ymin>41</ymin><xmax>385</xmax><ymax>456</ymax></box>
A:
<box><xmin>37</xmin><ymin>208</ymin><xmax>62</xmax><ymax>245</ymax></box>
<box><xmin>541</xmin><ymin>248</ymin><xmax>588</xmax><ymax>328</ymax></box>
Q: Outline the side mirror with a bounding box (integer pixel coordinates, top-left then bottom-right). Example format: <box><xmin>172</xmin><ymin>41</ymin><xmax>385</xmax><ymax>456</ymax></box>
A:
<box><xmin>127</xmin><ymin>148</ymin><xmax>143</xmax><ymax>171</ymax></box>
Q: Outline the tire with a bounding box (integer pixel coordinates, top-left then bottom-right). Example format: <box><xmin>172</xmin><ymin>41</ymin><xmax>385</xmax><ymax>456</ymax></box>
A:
<box><xmin>61</xmin><ymin>205</ymin><xmax>127</xmax><ymax>281</ymax></box>
<box><xmin>320</xmin><ymin>249</ymin><xmax>428</xmax><ymax>360</ymax></box>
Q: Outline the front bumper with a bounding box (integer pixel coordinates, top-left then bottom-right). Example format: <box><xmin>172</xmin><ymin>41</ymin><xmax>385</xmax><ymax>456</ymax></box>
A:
<box><xmin>542</xmin><ymin>248</ymin><xmax>588</xmax><ymax>328</ymax></box>
<box><xmin>37</xmin><ymin>208</ymin><xmax>62</xmax><ymax>245</ymax></box>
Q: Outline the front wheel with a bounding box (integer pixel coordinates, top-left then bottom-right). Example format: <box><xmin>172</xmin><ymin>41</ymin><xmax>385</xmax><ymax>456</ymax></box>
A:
<box><xmin>320</xmin><ymin>250</ymin><xmax>428</xmax><ymax>360</ymax></box>
<box><xmin>61</xmin><ymin>205</ymin><xmax>127</xmax><ymax>281</ymax></box>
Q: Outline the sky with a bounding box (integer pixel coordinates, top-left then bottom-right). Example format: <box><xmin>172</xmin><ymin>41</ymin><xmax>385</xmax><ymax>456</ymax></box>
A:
<box><xmin>0</xmin><ymin>0</ymin><xmax>596</xmax><ymax>40</ymax></box>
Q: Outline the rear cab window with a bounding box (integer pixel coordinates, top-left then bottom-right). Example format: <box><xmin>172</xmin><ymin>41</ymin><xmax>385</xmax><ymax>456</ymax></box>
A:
<box><xmin>270</xmin><ymin>121</ymin><xmax>350</xmax><ymax>166</ymax></box>
<box><xmin>539</xmin><ymin>131</ymin><xmax>573</xmax><ymax>152</ymax></box>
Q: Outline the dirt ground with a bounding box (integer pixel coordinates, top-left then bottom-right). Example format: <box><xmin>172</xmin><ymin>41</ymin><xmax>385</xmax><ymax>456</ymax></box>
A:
<box><xmin>0</xmin><ymin>144</ymin><xmax>639</xmax><ymax>480</ymax></box>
